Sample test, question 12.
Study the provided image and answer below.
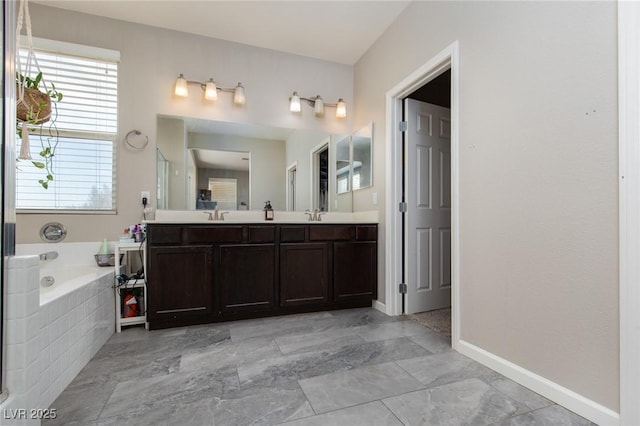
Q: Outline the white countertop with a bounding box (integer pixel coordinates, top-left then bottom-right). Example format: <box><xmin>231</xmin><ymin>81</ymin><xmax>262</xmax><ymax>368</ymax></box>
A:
<box><xmin>145</xmin><ymin>210</ymin><xmax>379</xmax><ymax>224</ymax></box>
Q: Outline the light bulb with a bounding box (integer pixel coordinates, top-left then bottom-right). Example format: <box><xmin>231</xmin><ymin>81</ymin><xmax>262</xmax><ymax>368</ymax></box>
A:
<box><xmin>289</xmin><ymin>92</ymin><xmax>301</xmax><ymax>112</ymax></box>
<box><xmin>233</xmin><ymin>83</ymin><xmax>246</xmax><ymax>105</ymax></box>
<box><xmin>336</xmin><ymin>98</ymin><xmax>347</xmax><ymax>118</ymax></box>
<box><xmin>204</xmin><ymin>79</ymin><xmax>218</xmax><ymax>101</ymax></box>
<box><xmin>314</xmin><ymin>95</ymin><xmax>324</xmax><ymax>116</ymax></box>
<box><xmin>174</xmin><ymin>74</ymin><xmax>188</xmax><ymax>97</ymax></box>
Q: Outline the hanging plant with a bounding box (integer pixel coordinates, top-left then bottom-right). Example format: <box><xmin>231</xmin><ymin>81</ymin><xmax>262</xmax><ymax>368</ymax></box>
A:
<box><xmin>15</xmin><ymin>0</ymin><xmax>63</xmax><ymax>189</ymax></box>
<box><xmin>16</xmin><ymin>72</ymin><xmax>63</xmax><ymax>189</ymax></box>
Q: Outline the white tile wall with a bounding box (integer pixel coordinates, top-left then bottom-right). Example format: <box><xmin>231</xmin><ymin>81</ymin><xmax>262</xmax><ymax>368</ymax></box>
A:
<box><xmin>39</xmin><ymin>272</ymin><xmax>115</xmax><ymax>409</ymax></box>
<box><xmin>1</xmin><ymin>255</ymin><xmax>41</xmax><ymax>426</ymax></box>
<box><xmin>1</xmin><ymin>252</ymin><xmax>115</xmax><ymax>424</ymax></box>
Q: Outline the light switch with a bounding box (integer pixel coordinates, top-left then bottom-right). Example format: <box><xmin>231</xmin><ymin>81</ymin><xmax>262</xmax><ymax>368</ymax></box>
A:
<box><xmin>372</xmin><ymin>192</ymin><xmax>378</xmax><ymax>205</ymax></box>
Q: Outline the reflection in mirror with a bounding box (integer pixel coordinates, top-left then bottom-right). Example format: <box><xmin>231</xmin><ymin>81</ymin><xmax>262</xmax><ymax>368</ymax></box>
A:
<box><xmin>156</xmin><ymin>148</ymin><xmax>169</xmax><ymax>210</ymax></box>
<box><xmin>156</xmin><ymin>115</ymin><xmax>353</xmax><ymax>212</ymax></box>
<box><xmin>352</xmin><ymin>123</ymin><xmax>373</xmax><ymax>190</ymax></box>
<box><xmin>335</xmin><ymin>135</ymin><xmax>350</xmax><ymax>195</ymax></box>
<box><xmin>192</xmin><ymin>149</ymin><xmax>250</xmax><ymax>210</ymax></box>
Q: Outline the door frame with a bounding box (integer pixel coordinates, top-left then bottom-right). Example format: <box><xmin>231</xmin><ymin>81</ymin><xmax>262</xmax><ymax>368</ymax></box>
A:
<box><xmin>618</xmin><ymin>2</ymin><xmax>640</xmax><ymax>424</ymax></box>
<box><xmin>384</xmin><ymin>41</ymin><xmax>460</xmax><ymax>349</ymax></box>
<box><xmin>286</xmin><ymin>161</ymin><xmax>297</xmax><ymax>211</ymax></box>
<box><xmin>310</xmin><ymin>139</ymin><xmax>330</xmax><ymax>211</ymax></box>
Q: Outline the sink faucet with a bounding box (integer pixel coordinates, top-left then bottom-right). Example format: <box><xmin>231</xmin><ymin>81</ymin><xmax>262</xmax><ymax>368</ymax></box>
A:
<box><xmin>204</xmin><ymin>207</ymin><xmax>229</xmax><ymax>221</ymax></box>
<box><xmin>305</xmin><ymin>209</ymin><xmax>326</xmax><ymax>222</ymax></box>
<box><xmin>39</xmin><ymin>251</ymin><xmax>58</xmax><ymax>261</ymax></box>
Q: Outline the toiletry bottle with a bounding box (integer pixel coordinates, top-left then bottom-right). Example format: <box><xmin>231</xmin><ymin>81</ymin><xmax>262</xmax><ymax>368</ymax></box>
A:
<box><xmin>264</xmin><ymin>201</ymin><xmax>274</xmax><ymax>221</ymax></box>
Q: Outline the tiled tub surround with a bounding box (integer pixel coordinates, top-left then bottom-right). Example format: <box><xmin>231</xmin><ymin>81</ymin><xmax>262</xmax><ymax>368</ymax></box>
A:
<box><xmin>1</xmin><ymin>256</ymin><xmax>41</xmax><ymax>426</ymax></box>
<box><xmin>4</xmin><ymin>243</ymin><xmax>115</xmax><ymax>416</ymax></box>
<box><xmin>43</xmin><ymin>308</ymin><xmax>594</xmax><ymax>425</ymax></box>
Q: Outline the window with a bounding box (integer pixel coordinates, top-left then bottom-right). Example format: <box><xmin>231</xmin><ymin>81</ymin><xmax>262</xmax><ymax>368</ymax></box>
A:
<box><xmin>208</xmin><ymin>178</ymin><xmax>238</xmax><ymax>210</ymax></box>
<box><xmin>16</xmin><ymin>38</ymin><xmax>119</xmax><ymax>211</ymax></box>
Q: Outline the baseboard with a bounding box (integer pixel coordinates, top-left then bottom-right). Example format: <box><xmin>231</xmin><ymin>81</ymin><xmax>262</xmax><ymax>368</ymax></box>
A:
<box><xmin>457</xmin><ymin>340</ymin><xmax>620</xmax><ymax>426</ymax></box>
<box><xmin>372</xmin><ymin>300</ymin><xmax>387</xmax><ymax>314</ymax></box>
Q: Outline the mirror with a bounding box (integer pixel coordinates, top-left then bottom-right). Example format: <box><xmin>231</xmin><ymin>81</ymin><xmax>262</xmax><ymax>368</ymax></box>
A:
<box><xmin>335</xmin><ymin>135</ymin><xmax>350</xmax><ymax>195</ymax></box>
<box><xmin>352</xmin><ymin>123</ymin><xmax>373</xmax><ymax>191</ymax></box>
<box><xmin>156</xmin><ymin>115</ymin><xmax>353</xmax><ymax>212</ymax></box>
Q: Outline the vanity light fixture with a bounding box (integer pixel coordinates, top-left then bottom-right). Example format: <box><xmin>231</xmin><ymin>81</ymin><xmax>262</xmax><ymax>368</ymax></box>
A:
<box><xmin>174</xmin><ymin>74</ymin><xmax>246</xmax><ymax>105</ymax></box>
<box><xmin>289</xmin><ymin>92</ymin><xmax>347</xmax><ymax>118</ymax></box>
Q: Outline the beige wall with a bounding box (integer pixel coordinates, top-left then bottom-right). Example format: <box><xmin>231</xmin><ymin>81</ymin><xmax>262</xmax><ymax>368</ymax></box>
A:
<box><xmin>16</xmin><ymin>4</ymin><xmax>352</xmax><ymax>243</ymax></box>
<box><xmin>354</xmin><ymin>0</ymin><xmax>618</xmax><ymax>411</ymax></box>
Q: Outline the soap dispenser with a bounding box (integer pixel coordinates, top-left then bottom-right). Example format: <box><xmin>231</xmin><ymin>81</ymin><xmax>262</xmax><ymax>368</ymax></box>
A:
<box><xmin>264</xmin><ymin>201</ymin><xmax>274</xmax><ymax>221</ymax></box>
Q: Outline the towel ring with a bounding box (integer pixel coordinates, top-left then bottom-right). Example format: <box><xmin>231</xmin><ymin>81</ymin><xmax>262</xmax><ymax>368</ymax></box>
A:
<box><xmin>124</xmin><ymin>129</ymin><xmax>149</xmax><ymax>150</ymax></box>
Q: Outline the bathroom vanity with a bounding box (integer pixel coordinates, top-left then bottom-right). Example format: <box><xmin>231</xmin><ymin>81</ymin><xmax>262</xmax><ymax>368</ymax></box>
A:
<box><xmin>145</xmin><ymin>221</ymin><xmax>377</xmax><ymax>330</ymax></box>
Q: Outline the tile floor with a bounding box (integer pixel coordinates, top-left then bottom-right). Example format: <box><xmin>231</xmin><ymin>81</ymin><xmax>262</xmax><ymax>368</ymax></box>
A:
<box><xmin>44</xmin><ymin>308</ymin><xmax>595</xmax><ymax>425</ymax></box>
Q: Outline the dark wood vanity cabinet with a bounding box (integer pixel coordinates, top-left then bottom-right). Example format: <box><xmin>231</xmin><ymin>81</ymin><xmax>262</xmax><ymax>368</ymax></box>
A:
<box><xmin>145</xmin><ymin>223</ymin><xmax>377</xmax><ymax>329</ymax></box>
<box><xmin>280</xmin><ymin>243</ymin><xmax>329</xmax><ymax>307</ymax></box>
<box><xmin>146</xmin><ymin>245</ymin><xmax>214</xmax><ymax>321</ymax></box>
<box><xmin>219</xmin><ymin>244</ymin><xmax>276</xmax><ymax>313</ymax></box>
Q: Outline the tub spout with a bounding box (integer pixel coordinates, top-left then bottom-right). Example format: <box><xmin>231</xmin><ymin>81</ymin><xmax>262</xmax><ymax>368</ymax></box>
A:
<box><xmin>39</xmin><ymin>251</ymin><xmax>59</xmax><ymax>261</ymax></box>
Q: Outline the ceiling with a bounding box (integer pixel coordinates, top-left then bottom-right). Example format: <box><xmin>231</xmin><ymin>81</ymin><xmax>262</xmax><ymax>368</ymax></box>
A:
<box><xmin>33</xmin><ymin>0</ymin><xmax>411</xmax><ymax>65</ymax></box>
<box><xmin>192</xmin><ymin>149</ymin><xmax>250</xmax><ymax>171</ymax></box>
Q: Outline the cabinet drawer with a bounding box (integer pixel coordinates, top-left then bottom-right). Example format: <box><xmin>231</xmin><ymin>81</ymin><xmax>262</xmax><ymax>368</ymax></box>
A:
<box><xmin>185</xmin><ymin>226</ymin><xmax>243</xmax><ymax>244</ymax></box>
<box><xmin>249</xmin><ymin>226</ymin><xmax>275</xmax><ymax>243</ymax></box>
<box><xmin>280</xmin><ymin>226</ymin><xmax>306</xmax><ymax>242</ymax></box>
<box><xmin>147</xmin><ymin>226</ymin><xmax>182</xmax><ymax>244</ymax></box>
<box><xmin>309</xmin><ymin>225</ymin><xmax>354</xmax><ymax>241</ymax></box>
<box><xmin>356</xmin><ymin>225</ymin><xmax>377</xmax><ymax>241</ymax></box>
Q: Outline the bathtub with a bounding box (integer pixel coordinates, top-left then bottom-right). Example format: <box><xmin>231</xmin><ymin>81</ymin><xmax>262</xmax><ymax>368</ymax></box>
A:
<box><xmin>39</xmin><ymin>264</ymin><xmax>113</xmax><ymax>304</ymax></box>
<box><xmin>14</xmin><ymin>242</ymin><xmax>116</xmax><ymax>409</ymax></box>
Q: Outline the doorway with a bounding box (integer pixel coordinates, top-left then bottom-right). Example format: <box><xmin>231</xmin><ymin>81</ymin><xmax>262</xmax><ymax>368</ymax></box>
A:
<box><xmin>384</xmin><ymin>42</ymin><xmax>460</xmax><ymax>348</ymax></box>
<box><xmin>402</xmin><ymin>71</ymin><xmax>452</xmax><ymax>336</ymax></box>
<box><xmin>311</xmin><ymin>142</ymin><xmax>329</xmax><ymax>211</ymax></box>
<box><xmin>286</xmin><ymin>162</ymin><xmax>297</xmax><ymax>211</ymax></box>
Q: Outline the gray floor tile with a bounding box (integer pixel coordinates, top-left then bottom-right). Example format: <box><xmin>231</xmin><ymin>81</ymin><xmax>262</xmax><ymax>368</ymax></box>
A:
<box><xmin>299</xmin><ymin>361</ymin><xmax>424</xmax><ymax>414</ymax></box>
<box><xmin>43</xmin><ymin>381</ymin><xmax>117</xmax><ymax>425</ymax></box>
<box><xmin>230</xmin><ymin>312</ymin><xmax>334</xmax><ymax>342</ymax></box>
<box><xmin>494</xmin><ymin>404</ymin><xmax>597</xmax><ymax>426</ymax></box>
<box><xmin>280</xmin><ymin>401</ymin><xmax>403</xmax><ymax>426</ymax></box>
<box><xmin>355</xmin><ymin>319</ymin><xmax>433</xmax><ymax>342</ymax></box>
<box><xmin>180</xmin><ymin>335</ymin><xmax>282</xmax><ymax>372</ymax></box>
<box><xmin>99</xmin><ymin>365</ymin><xmax>239</xmax><ymax>419</ymax></box>
<box><xmin>408</xmin><ymin>328</ymin><xmax>453</xmax><ymax>353</ymax></box>
<box><xmin>397</xmin><ymin>351</ymin><xmax>501</xmax><ymax>388</ymax></box>
<box><xmin>274</xmin><ymin>327</ymin><xmax>366</xmax><ymax>355</ymax></box>
<box><xmin>96</xmin><ymin>397</ymin><xmax>216</xmax><ymax>426</ymax></box>
<box><xmin>44</xmin><ymin>309</ymin><xmax>596</xmax><ymax>426</ymax></box>
<box><xmin>237</xmin><ymin>337</ymin><xmax>430</xmax><ymax>388</ymax></box>
<box><xmin>213</xmin><ymin>380</ymin><xmax>314</xmax><ymax>425</ymax></box>
<box><xmin>487</xmin><ymin>377</ymin><xmax>552</xmax><ymax>413</ymax></box>
<box><xmin>382</xmin><ymin>378</ymin><xmax>521</xmax><ymax>426</ymax></box>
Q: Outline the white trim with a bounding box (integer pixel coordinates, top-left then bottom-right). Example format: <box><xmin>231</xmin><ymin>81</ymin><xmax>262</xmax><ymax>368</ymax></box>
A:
<box><xmin>372</xmin><ymin>300</ymin><xmax>386</xmax><ymax>314</ymax></box>
<box><xmin>384</xmin><ymin>41</ymin><xmax>460</xmax><ymax>349</ymax></box>
<box><xmin>22</xmin><ymin>36</ymin><xmax>121</xmax><ymax>62</ymax></box>
<box><xmin>458</xmin><ymin>340</ymin><xmax>620</xmax><ymax>426</ymax></box>
<box><xmin>618</xmin><ymin>2</ymin><xmax>640</xmax><ymax>425</ymax></box>
<box><xmin>285</xmin><ymin>161</ymin><xmax>298</xmax><ymax>211</ymax></box>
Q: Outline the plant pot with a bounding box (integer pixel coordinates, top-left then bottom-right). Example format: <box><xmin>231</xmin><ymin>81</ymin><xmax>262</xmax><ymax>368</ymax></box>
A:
<box><xmin>17</xmin><ymin>86</ymin><xmax>51</xmax><ymax>124</ymax></box>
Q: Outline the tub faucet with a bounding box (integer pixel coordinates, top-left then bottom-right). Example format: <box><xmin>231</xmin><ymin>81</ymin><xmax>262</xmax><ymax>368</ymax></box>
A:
<box><xmin>39</xmin><ymin>251</ymin><xmax>58</xmax><ymax>261</ymax></box>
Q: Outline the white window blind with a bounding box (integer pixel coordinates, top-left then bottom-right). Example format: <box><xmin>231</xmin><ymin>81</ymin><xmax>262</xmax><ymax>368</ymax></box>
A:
<box><xmin>16</xmin><ymin>40</ymin><xmax>118</xmax><ymax>211</ymax></box>
<box><xmin>209</xmin><ymin>178</ymin><xmax>237</xmax><ymax>210</ymax></box>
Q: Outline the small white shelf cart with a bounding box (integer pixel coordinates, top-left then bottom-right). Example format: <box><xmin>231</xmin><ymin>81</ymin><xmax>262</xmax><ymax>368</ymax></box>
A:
<box><xmin>114</xmin><ymin>242</ymin><xmax>148</xmax><ymax>332</ymax></box>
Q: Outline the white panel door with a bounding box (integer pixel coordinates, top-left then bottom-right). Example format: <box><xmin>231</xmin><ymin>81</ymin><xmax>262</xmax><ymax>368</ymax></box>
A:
<box><xmin>405</xmin><ymin>98</ymin><xmax>452</xmax><ymax>314</ymax></box>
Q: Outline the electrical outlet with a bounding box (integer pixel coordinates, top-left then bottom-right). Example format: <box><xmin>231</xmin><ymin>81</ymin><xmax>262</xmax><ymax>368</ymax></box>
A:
<box><xmin>140</xmin><ymin>191</ymin><xmax>150</xmax><ymax>206</ymax></box>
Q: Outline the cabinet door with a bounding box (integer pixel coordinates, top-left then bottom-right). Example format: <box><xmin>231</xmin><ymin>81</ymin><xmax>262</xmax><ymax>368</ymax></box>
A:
<box><xmin>219</xmin><ymin>244</ymin><xmax>275</xmax><ymax>313</ymax></box>
<box><xmin>280</xmin><ymin>243</ymin><xmax>329</xmax><ymax>307</ymax></box>
<box><xmin>147</xmin><ymin>245</ymin><xmax>213</xmax><ymax>319</ymax></box>
<box><xmin>333</xmin><ymin>242</ymin><xmax>377</xmax><ymax>303</ymax></box>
